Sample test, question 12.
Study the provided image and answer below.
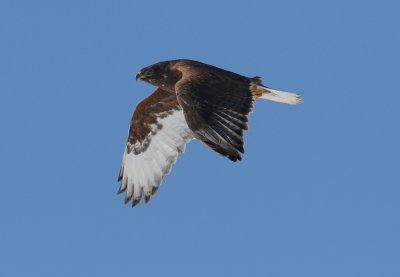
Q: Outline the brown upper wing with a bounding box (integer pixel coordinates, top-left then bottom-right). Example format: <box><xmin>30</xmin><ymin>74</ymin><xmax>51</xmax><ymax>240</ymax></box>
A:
<box><xmin>126</xmin><ymin>88</ymin><xmax>180</xmax><ymax>153</ymax></box>
<box><xmin>175</xmin><ymin>66</ymin><xmax>254</xmax><ymax>161</ymax></box>
<box><xmin>118</xmin><ymin>88</ymin><xmax>193</xmax><ymax>207</ymax></box>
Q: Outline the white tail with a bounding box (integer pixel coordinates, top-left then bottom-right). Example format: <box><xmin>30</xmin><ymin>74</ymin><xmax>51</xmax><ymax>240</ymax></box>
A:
<box><xmin>254</xmin><ymin>85</ymin><xmax>302</xmax><ymax>105</ymax></box>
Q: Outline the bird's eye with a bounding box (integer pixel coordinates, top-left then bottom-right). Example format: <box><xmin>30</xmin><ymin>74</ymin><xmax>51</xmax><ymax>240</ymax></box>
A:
<box><xmin>145</xmin><ymin>68</ymin><xmax>154</xmax><ymax>75</ymax></box>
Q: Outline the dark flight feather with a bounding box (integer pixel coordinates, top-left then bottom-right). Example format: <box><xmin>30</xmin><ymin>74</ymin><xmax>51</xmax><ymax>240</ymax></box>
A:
<box><xmin>175</xmin><ymin>65</ymin><xmax>254</xmax><ymax>161</ymax></box>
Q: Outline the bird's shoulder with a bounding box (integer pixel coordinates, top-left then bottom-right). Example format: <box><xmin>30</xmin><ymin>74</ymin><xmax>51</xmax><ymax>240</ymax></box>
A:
<box><xmin>128</xmin><ymin>88</ymin><xmax>180</xmax><ymax>150</ymax></box>
<box><xmin>171</xmin><ymin>60</ymin><xmax>249</xmax><ymax>85</ymax></box>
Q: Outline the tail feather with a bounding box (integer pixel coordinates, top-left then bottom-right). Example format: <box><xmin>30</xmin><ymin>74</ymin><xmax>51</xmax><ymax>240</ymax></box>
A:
<box><xmin>253</xmin><ymin>84</ymin><xmax>302</xmax><ymax>105</ymax></box>
<box><xmin>260</xmin><ymin>88</ymin><xmax>302</xmax><ymax>105</ymax></box>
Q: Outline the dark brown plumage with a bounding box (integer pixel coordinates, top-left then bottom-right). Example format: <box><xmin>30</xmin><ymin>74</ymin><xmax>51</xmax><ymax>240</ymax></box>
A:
<box><xmin>127</xmin><ymin>88</ymin><xmax>179</xmax><ymax>154</ymax></box>
<box><xmin>137</xmin><ymin>59</ymin><xmax>256</xmax><ymax>160</ymax></box>
<box><xmin>118</xmin><ymin>59</ymin><xmax>301</xmax><ymax>207</ymax></box>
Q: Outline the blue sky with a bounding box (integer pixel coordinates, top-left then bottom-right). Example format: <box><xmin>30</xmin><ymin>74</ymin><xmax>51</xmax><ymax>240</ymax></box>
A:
<box><xmin>1</xmin><ymin>0</ymin><xmax>399</xmax><ymax>276</ymax></box>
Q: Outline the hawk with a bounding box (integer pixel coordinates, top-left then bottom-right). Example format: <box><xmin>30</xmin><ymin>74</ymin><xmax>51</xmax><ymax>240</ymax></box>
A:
<box><xmin>118</xmin><ymin>59</ymin><xmax>301</xmax><ymax>207</ymax></box>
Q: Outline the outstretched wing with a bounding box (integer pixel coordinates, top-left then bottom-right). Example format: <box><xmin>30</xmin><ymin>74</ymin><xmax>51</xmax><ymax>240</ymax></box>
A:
<box><xmin>118</xmin><ymin>88</ymin><xmax>193</xmax><ymax>207</ymax></box>
<box><xmin>175</xmin><ymin>68</ymin><xmax>254</xmax><ymax>161</ymax></box>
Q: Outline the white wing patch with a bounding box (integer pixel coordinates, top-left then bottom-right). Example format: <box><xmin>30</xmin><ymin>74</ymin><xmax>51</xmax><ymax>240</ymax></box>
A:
<box><xmin>118</xmin><ymin>110</ymin><xmax>193</xmax><ymax>207</ymax></box>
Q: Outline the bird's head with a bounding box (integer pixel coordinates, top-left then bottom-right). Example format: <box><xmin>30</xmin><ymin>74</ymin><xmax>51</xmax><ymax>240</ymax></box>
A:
<box><xmin>135</xmin><ymin>61</ymin><xmax>181</xmax><ymax>89</ymax></box>
<box><xmin>136</xmin><ymin>61</ymin><xmax>170</xmax><ymax>86</ymax></box>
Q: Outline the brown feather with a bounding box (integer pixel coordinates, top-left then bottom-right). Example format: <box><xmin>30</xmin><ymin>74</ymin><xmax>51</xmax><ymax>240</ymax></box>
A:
<box><xmin>128</xmin><ymin>88</ymin><xmax>180</xmax><ymax>146</ymax></box>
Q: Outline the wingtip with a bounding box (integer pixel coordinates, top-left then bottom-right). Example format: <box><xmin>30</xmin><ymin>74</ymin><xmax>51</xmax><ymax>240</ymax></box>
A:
<box><xmin>132</xmin><ymin>198</ymin><xmax>141</xmax><ymax>207</ymax></box>
<box><xmin>124</xmin><ymin>195</ymin><xmax>132</xmax><ymax>204</ymax></box>
<box><xmin>228</xmin><ymin>153</ymin><xmax>242</xmax><ymax>162</ymax></box>
<box><xmin>118</xmin><ymin>167</ymin><xmax>124</xmax><ymax>182</ymax></box>
<box><xmin>117</xmin><ymin>186</ymin><xmax>126</xmax><ymax>195</ymax></box>
<box><xmin>151</xmin><ymin>186</ymin><xmax>159</xmax><ymax>195</ymax></box>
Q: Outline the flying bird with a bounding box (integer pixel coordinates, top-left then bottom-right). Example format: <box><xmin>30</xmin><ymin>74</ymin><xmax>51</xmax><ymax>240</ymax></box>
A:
<box><xmin>118</xmin><ymin>59</ymin><xmax>301</xmax><ymax>207</ymax></box>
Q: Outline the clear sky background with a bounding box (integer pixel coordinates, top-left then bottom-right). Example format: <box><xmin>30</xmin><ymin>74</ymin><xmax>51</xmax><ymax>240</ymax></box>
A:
<box><xmin>1</xmin><ymin>0</ymin><xmax>399</xmax><ymax>276</ymax></box>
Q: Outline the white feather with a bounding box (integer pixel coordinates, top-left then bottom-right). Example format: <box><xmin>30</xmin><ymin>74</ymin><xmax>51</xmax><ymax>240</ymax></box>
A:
<box><xmin>119</xmin><ymin>110</ymin><xmax>193</xmax><ymax>205</ymax></box>
<box><xmin>256</xmin><ymin>85</ymin><xmax>302</xmax><ymax>105</ymax></box>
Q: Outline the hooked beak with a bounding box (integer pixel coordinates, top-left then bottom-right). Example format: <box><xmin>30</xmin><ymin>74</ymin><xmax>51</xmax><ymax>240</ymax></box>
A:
<box><xmin>135</xmin><ymin>70</ymin><xmax>153</xmax><ymax>81</ymax></box>
<box><xmin>135</xmin><ymin>71</ymin><xmax>142</xmax><ymax>81</ymax></box>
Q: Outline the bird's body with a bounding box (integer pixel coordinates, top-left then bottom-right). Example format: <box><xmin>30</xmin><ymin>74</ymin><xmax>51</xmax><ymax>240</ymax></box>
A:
<box><xmin>118</xmin><ymin>59</ymin><xmax>301</xmax><ymax>207</ymax></box>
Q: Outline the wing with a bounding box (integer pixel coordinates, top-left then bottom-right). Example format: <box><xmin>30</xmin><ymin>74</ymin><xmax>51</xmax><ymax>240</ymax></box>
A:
<box><xmin>118</xmin><ymin>88</ymin><xmax>193</xmax><ymax>207</ymax></box>
<box><xmin>175</xmin><ymin>68</ymin><xmax>254</xmax><ymax>161</ymax></box>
